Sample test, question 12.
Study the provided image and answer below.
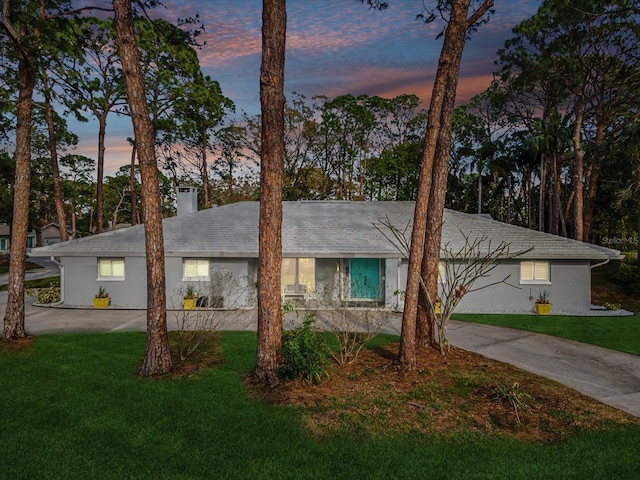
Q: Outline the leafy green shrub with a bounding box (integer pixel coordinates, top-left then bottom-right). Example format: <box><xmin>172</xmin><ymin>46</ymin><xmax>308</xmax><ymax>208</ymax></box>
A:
<box><xmin>279</xmin><ymin>313</ymin><xmax>329</xmax><ymax>384</ymax></box>
<box><xmin>26</xmin><ymin>281</ymin><xmax>61</xmax><ymax>304</ymax></box>
<box><xmin>604</xmin><ymin>302</ymin><xmax>621</xmax><ymax>311</ymax></box>
<box><xmin>609</xmin><ymin>258</ymin><xmax>640</xmax><ymax>292</ymax></box>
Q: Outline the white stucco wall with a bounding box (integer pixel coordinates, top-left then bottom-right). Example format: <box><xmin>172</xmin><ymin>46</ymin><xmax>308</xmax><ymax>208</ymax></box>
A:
<box><xmin>59</xmin><ymin>255</ymin><xmax>592</xmax><ymax>314</ymax></box>
<box><xmin>62</xmin><ymin>256</ymin><xmax>147</xmax><ymax>308</ymax></box>
<box><xmin>396</xmin><ymin>259</ymin><xmax>592</xmax><ymax>315</ymax></box>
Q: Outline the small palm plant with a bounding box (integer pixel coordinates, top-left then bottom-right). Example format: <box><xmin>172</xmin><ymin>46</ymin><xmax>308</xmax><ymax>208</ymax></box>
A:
<box><xmin>535</xmin><ymin>290</ymin><xmax>551</xmax><ymax>305</ymax></box>
<box><xmin>95</xmin><ymin>285</ymin><xmax>110</xmax><ymax>299</ymax></box>
<box><xmin>184</xmin><ymin>284</ymin><xmax>197</xmax><ymax>300</ymax></box>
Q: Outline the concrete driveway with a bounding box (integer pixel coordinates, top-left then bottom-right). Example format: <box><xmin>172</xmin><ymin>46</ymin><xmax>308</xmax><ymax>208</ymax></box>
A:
<box><xmin>1</xmin><ymin>288</ymin><xmax>639</xmax><ymax>419</ymax></box>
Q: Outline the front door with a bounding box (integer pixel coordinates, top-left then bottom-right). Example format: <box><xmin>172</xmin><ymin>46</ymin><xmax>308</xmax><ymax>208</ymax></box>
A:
<box><xmin>350</xmin><ymin>258</ymin><xmax>381</xmax><ymax>299</ymax></box>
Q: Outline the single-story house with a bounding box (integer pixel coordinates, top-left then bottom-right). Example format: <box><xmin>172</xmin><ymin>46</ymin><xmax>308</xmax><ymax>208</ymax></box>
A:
<box><xmin>36</xmin><ymin>222</ymin><xmax>72</xmax><ymax>247</ymax></box>
<box><xmin>29</xmin><ymin>196</ymin><xmax>623</xmax><ymax>314</ymax></box>
<box><xmin>0</xmin><ymin>224</ymin><xmax>10</xmax><ymax>252</ymax></box>
<box><xmin>1</xmin><ymin>223</ymin><xmax>36</xmax><ymax>252</ymax></box>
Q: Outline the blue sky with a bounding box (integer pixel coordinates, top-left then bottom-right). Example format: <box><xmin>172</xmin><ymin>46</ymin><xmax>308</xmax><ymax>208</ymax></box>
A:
<box><xmin>69</xmin><ymin>0</ymin><xmax>542</xmax><ymax>175</ymax></box>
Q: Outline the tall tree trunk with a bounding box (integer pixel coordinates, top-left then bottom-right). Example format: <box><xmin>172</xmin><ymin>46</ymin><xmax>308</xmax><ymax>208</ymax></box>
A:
<box><xmin>583</xmin><ymin>123</ymin><xmax>606</xmax><ymax>241</ymax></box>
<box><xmin>539</xmin><ymin>156</ymin><xmax>546</xmax><ymax>231</ymax></box>
<box><xmin>477</xmin><ymin>166</ymin><xmax>483</xmax><ymax>214</ymax></box>
<box><xmin>130</xmin><ymin>142</ymin><xmax>137</xmax><ymax>225</ymax></box>
<box><xmin>398</xmin><ymin>0</ymin><xmax>485</xmax><ymax>369</ymax></box>
<box><xmin>3</xmin><ymin>58</ymin><xmax>35</xmax><ymax>341</ymax></box>
<box><xmin>201</xmin><ymin>133</ymin><xmax>210</xmax><ymax>208</ymax></box>
<box><xmin>43</xmin><ymin>76</ymin><xmax>68</xmax><ymax>242</ymax></box>
<box><xmin>416</xmin><ymin>34</ymin><xmax>464</xmax><ymax>350</ymax></box>
<box><xmin>113</xmin><ymin>0</ymin><xmax>171</xmax><ymax>376</ymax></box>
<box><xmin>96</xmin><ymin>113</ymin><xmax>107</xmax><ymax>233</ymax></box>
<box><xmin>636</xmin><ymin>162</ymin><xmax>640</xmax><ymax>271</ymax></box>
<box><xmin>253</xmin><ymin>0</ymin><xmax>286</xmax><ymax>385</ymax></box>
<box><xmin>550</xmin><ymin>153</ymin><xmax>559</xmax><ymax>235</ymax></box>
<box><xmin>572</xmin><ymin>98</ymin><xmax>585</xmax><ymax>241</ymax></box>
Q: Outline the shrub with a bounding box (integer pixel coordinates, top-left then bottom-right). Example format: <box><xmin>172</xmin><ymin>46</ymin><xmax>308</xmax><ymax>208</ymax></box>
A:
<box><xmin>279</xmin><ymin>313</ymin><xmax>329</xmax><ymax>384</ymax></box>
<box><xmin>170</xmin><ymin>272</ymin><xmax>255</xmax><ymax>363</ymax></box>
<box><xmin>326</xmin><ymin>306</ymin><xmax>384</xmax><ymax>366</ymax></box>
<box><xmin>26</xmin><ymin>281</ymin><xmax>61</xmax><ymax>304</ymax></box>
<box><xmin>608</xmin><ymin>258</ymin><xmax>640</xmax><ymax>292</ymax></box>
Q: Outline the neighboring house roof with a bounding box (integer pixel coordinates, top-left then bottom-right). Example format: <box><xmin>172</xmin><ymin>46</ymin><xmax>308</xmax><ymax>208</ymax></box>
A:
<box><xmin>36</xmin><ymin>222</ymin><xmax>72</xmax><ymax>235</ymax></box>
<box><xmin>29</xmin><ymin>201</ymin><xmax>623</xmax><ymax>261</ymax></box>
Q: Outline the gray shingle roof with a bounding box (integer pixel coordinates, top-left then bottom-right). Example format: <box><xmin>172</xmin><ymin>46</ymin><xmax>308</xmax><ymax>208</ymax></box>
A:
<box><xmin>29</xmin><ymin>201</ymin><xmax>622</xmax><ymax>260</ymax></box>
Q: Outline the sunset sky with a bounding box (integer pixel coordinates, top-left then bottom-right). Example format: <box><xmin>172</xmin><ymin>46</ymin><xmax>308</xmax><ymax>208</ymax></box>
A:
<box><xmin>68</xmin><ymin>0</ymin><xmax>542</xmax><ymax>175</ymax></box>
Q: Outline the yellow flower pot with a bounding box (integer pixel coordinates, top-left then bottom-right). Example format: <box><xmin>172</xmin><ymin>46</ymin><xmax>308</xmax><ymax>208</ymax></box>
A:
<box><xmin>93</xmin><ymin>297</ymin><xmax>110</xmax><ymax>309</ymax></box>
<box><xmin>535</xmin><ymin>303</ymin><xmax>551</xmax><ymax>315</ymax></box>
<box><xmin>183</xmin><ymin>298</ymin><xmax>197</xmax><ymax>310</ymax></box>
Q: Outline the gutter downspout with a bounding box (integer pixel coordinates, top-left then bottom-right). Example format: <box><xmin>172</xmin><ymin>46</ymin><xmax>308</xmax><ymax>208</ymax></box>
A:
<box><xmin>590</xmin><ymin>259</ymin><xmax>610</xmax><ymax>270</ymax></box>
<box><xmin>49</xmin><ymin>256</ymin><xmax>64</xmax><ymax>305</ymax></box>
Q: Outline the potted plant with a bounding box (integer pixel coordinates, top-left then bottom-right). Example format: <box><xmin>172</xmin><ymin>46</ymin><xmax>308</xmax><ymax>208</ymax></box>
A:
<box><xmin>182</xmin><ymin>284</ymin><xmax>197</xmax><ymax>310</ymax></box>
<box><xmin>535</xmin><ymin>290</ymin><xmax>551</xmax><ymax>315</ymax></box>
<box><xmin>94</xmin><ymin>285</ymin><xmax>110</xmax><ymax>308</ymax></box>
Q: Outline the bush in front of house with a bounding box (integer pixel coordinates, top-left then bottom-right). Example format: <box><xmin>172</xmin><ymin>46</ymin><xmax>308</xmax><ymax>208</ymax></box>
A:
<box><xmin>279</xmin><ymin>313</ymin><xmax>329</xmax><ymax>384</ymax></box>
<box><xmin>609</xmin><ymin>257</ymin><xmax>640</xmax><ymax>292</ymax></box>
<box><xmin>26</xmin><ymin>281</ymin><xmax>61</xmax><ymax>304</ymax></box>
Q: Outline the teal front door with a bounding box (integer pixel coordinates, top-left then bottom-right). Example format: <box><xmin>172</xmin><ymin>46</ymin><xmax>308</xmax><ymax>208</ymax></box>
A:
<box><xmin>350</xmin><ymin>258</ymin><xmax>381</xmax><ymax>299</ymax></box>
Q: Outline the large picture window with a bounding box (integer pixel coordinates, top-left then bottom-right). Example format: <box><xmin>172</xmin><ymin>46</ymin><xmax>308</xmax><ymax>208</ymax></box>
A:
<box><xmin>183</xmin><ymin>259</ymin><xmax>210</xmax><ymax>280</ymax></box>
<box><xmin>520</xmin><ymin>261</ymin><xmax>550</xmax><ymax>283</ymax></box>
<box><xmin>282</xmin><ymin>258</ymin><xmax>315</xmax><ymax>293</ymax></box>
<box><xmin>98</xmin><ymin>258</ymin><xmax>125</xmax><ymax>280</ymax></box>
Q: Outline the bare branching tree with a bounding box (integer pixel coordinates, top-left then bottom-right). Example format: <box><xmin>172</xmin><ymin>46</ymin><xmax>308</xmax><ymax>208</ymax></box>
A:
<box><xmin>376</xmin><ymin>217</ymin><xmax>530</xmax><ymax>354</ymax></box>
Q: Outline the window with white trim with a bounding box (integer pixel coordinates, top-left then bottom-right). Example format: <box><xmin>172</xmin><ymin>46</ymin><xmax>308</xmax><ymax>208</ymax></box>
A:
<box><xmin>183</xmin><ymin>259</ymin><xmax>210</xmax><ymax>280</ymax></box>
<box><xmin>98</xmin><ymin>258</ymin><xmax>125</xmax><ymax>280</ymax></box>
<box><xmin>520</xmin><ymin>261</ymin><xmax>550</xmax><ymax>283</ymax></box>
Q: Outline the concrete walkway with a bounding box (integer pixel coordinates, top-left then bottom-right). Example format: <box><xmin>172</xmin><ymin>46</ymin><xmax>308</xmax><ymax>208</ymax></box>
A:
<box><xmin>1</xmin><ymin>287</ymin><xmax>639</xmax><ymax>418</ymax></box>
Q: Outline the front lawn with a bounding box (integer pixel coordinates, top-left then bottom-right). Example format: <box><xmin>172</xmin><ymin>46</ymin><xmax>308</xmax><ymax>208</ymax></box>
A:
<box><xmin>454</xmin><ymin>314</ymin><xmax>640</xmax><ymax>356</ymax></box>
<box><xmin>1</xmin><ymin>332</ymin><xmax>638</xmax><ymax>479</ymax></box>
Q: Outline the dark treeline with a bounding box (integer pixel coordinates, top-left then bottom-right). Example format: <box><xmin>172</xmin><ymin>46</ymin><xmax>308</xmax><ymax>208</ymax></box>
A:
<box><xmin>1</xmin><ymin>0</ymin><xmax>638</xmax><ymax>254</ymax></box>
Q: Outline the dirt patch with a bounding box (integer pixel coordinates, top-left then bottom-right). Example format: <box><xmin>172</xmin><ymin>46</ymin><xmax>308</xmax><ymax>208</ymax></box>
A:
<box><xmin>0</xmin><ymin>336</ymin><xmax>36</xmax><ymax>353</ymax></box>
<box><xmin>253</xmin><ymin>343</ymin><xmax>638</xmax><ymax>443</ymax></box>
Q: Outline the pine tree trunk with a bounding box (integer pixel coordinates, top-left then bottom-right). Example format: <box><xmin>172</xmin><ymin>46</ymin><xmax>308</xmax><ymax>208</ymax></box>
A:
<box><xmin>3</xmin><ymin>58</ymin><xmax>35</xmax><ymax>341</ymax></box>
<box><xmin>96</xmin><ymin>113</ymin><xmax>107</xmax><ymax>233</ymax></box>
<box><xmin>539</xmin><ymin>156</ymin><xmax>546</xmax><ymax>232</ymax></box>
<box><xmin>416</xmin><ymin>36</ymin><xmax>464</xmax><ymax>350</ymax></box>
<box><xmin>253</xmin><ymin>0</ymin><xmax>286</xmax><ymax>385</ymax></box>
<box><xmin>399</xmin><ymin>0</ymin><xmax>473</xmax><ymax>369</ymax></box>
<box><xmin>572</xmin><ymin>98</ymin><xmax>585</xmax><ymax>241</ymax></box>
<box><xmin>130</xmin><ymin>142</ymin><xmax>137</xmax><ymax>225</ymax></box>
<box><xmin>201</xmin><ymin>135</ymin><xmax>210</xmax><ymax>208</ymax></box>
<box><xmin>636</xmin><ymin>163</ymin><xmax>640</xmax><ymax>270</ymax></box>
<box><xmin>43</xmin><ymin>77</ymin><xmax>68</xmax><ymax>242</ymax></box>
<box><xmin>113</xmin><ymin>0</ymin><xmax>171</xmax><ymax>376</ymax></box>
<box><xmin>583</xmin><ymin>123</ymin><xmax>606</xmax><ymax>241</ymax></box>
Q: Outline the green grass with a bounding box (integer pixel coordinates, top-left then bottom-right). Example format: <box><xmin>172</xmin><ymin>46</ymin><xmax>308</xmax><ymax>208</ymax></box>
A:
<box><xmin>0</xmin><ymin>275</ymin><xmax>60</xmax><ymax>291</ymax></box>
<box><xmin>1</xmin><ymin>332</ymin><xmax>639</xmax><ymax>479</ymax></box>
<box><xmin>453</xmin><ymin>314</ymin><xmax>640</xmax><ymax>356</ymax></box>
